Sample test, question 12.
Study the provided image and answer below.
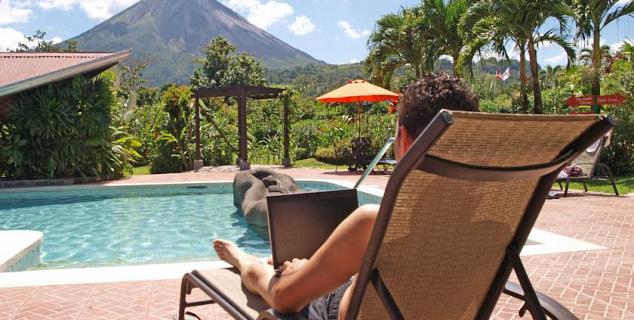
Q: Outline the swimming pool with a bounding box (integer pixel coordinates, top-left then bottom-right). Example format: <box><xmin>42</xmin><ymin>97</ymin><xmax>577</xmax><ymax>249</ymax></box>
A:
<box><xmin>0</xmin><ymin>181</ymin><xmax>380</xmax><ymax>271</ymax></box>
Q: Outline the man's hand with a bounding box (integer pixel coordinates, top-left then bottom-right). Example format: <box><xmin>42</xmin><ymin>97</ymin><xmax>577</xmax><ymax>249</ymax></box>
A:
<box><xmin>279</xmin><ymin>258</ymin><xmax>308</xmax><ymax>276</ymax></box>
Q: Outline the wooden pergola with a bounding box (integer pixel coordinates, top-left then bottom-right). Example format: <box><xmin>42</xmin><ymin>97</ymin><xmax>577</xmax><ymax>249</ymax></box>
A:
<box><xmin>193</xmin><ymin>86</ymin><xmax>290</xmax><ymax>171</ymax></box>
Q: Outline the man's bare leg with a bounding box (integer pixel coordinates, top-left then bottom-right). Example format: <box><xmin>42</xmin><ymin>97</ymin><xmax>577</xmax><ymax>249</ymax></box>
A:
<box><xmin>213</xmin><ymin>204</ymin><xmax>379</xmax><ymax>315</ymax></box>
<box><xmin>213</xmin><ymin>240</ymin><xmax>277</xmax><ymax>306</ymax></box>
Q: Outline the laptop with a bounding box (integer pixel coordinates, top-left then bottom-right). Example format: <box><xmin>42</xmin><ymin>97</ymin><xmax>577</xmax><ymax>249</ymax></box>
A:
<box><xmin>266</xmin><ymin>189</ymin><xmax>358</xmax><ymax>271</ymax></box>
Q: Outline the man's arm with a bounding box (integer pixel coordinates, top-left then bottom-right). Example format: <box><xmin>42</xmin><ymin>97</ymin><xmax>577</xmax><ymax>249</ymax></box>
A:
<box><xmin>268</xmin><ymin>204</ymin><xmax>378</xmax><ymax>313</ymax></box>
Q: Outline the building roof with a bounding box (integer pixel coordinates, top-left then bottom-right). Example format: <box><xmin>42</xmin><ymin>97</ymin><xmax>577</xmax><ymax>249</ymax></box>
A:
<box><xmin>0</xmin><ymin>50</ymin><xmax>131</xmax><ymax>99</ymax></box>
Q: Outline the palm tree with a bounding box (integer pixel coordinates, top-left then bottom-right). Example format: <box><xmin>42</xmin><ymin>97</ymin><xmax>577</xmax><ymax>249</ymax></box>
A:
<box><xmin>540</xmin><ymin>65</ymin><xmax>564</xmax><ymax>90</ymax></box>
<box><xmin>578</xmin><ymin>45</ymin><xmax>613</xmax><ymax>72</ymax></box>
<box><xmin>578</xmin><ymin>45</ymin><xmax>611</xmax><ymax>65</ymax></box>
<box><xmin>366</xmin><ymin>9</ymin><xmax>430</xmax><ymax>89</ymax></box>
<box><xmin>459</xmin><ymin>0</ymin><xmax>575</xmax><ymax>114</ymax></box>
<box><xmin>418</xmin><ymin>0</ymin><xmax>472</xmax><ymax>78</ymax></box>
<box><xmin>570</xmin><ymin>0</ymin><xmax>634</xmax><ymax>112</ymax></box>
<box><xmin>459</xmin><ymin>4</ymin><xmax>531</xmax><ymax>111</ymax></box>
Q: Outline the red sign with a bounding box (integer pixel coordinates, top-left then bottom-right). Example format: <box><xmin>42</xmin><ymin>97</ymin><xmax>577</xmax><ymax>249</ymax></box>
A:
<box><xmin>566</xmin><ymin>94</ymin><xmax>626</xmax><ymax>106</ymax></box>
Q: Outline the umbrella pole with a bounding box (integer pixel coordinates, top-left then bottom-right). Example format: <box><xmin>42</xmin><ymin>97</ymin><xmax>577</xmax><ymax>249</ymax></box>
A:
<box><xmin>357</xmin><ymin>103</ymin><xmax>362</xmax><ymax>140</ymax></box>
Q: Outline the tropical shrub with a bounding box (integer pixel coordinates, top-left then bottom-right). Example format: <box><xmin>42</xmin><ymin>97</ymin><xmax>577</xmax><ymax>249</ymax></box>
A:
<box><xmin>149</xmin><ymin>85</ymin><xmax>194</xmax><ymax>173</ymax></box>
<box><xmin>0</xmin><ymin>75</ymin><xmax>137</xmax><ymax>179</ymax></box>
<box><xmin>314</xmin><ymin>140</ymin><xmax>353</xmax><ymax>166</ymax></box>
<box><xmin>602</xmin><ymin>104</ymin><xmax>634</xmax><ymax>176</ymax></box>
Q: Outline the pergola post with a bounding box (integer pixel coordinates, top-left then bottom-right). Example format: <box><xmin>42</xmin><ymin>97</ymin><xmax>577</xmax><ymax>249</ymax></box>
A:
<box><xmin>238</xmin><ymin>90</ymin><xmax>250</xmax><ymax>170</ymax></box>
<box><xmin>193</xmin><ymin>95</ymin><xmax>204</xmax><ymax>170</ymax></box>
<box><xmin>193</xmin><ymin>86</ymin><xmax>286</xmax><ymax>171</ymax></box>
<box><xmin>282</xmin><ymin>102</ymin><xmax>291</xmax><ymax>168</ymax></box>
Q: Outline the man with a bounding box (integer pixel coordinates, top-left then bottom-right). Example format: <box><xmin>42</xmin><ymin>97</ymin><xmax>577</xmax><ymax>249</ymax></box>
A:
<box><xmin>213</xmin><ymin>74</ymin><xmax>480</xmax><ymax>320</ymax></box>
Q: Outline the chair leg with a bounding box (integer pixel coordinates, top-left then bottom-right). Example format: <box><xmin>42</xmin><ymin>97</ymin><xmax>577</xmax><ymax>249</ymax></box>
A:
<box><xmin>179</xmin><ymin>275</ymin><xmax>191</xmax><ymax>320</ymax></box>
<box><xmin>582</xmin><ymin>181</ymin><xmax>588</xmax><ymax>192</ymax></box>
<box><xmin>179</xmin><ymin>274</ymin><xmax>215</xmax><ymax>320</ymax></box>
<box><xmin>558</xmin><ymin>181</ymin><xmax>563</xmax><ymax>190</ymax></box>
<box><xmin>564</xmin><ymin>179</ymin><xmax>570</xmax><ymax>197</ymax></box>
<box><xmin>599</xmin><ymin>163</ymin><xmax>619</xmax><ymax>196</ymax></box>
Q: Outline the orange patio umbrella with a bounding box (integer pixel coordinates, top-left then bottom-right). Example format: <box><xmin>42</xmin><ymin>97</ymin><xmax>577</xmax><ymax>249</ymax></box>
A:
<box><xmin>316</xmin><ymin>79</ymin><xmax>400</xmax><ymax>104</ymax></box>
<box><xmin>316</xmin><ymin>79</ymin><xmax>400</xmax><ymax>139</ymax></box>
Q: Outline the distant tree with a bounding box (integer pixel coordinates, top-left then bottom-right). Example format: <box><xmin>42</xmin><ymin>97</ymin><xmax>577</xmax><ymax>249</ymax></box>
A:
<box><xmin>569</xmin><ymin>0</ymin><xmax>634</xmax><ymax>112</ymax></box>
<box><xmin>579</xmin><ymin>45</ymin><xmax>613</xmax><ymax>68</ymax></box>
<box><xmin>119</xmin><ymin>59</ymin><xmax>148</xmax><ymax>95</ymax></box>
<box><xmin>191</xmin><ymin>37</ymin><xmax>266</xmax><ymax>89</ymax></box>
<box><xmin>418</xmin><ymin>0</ymin><xmax>472</xmax><ymax>78</ymax></box>
<box><xmin>460</xmin><ymin>0</ymin><xmax>575</xmax><ymax>114</ymax></box>
<box><xmin>366</xmin><ymin>9</ymin><xmax>430</xmax><ymax>89</ymax></box>
<box><xmin>13</xmin><ymin>30</ymin><xmax>79</xmax><ymax>53</ymax></box>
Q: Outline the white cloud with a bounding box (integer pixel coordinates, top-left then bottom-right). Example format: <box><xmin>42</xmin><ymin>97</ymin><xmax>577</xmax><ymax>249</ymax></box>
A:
<box><xmin>38</xmin><ymin>0</ymin><xmax>76</xmax><ymax>10</ymax></box>
<box><xmin>0</xmin><ymin>27</ymin><xmax>26</xmax><ymax>51</ymax></box>
<box><xmin>338</xmin><ymin>20</ymin><xmax>370</xmax><ymax>39</ymax></box>
<box><xmin>545</xmin><ymin>51</ymin><xmax>568</xmax><ymax>66</ymax></box>
<box><xmin>349</xmin><ymin>58</ymin><xmax>359</xmax><ymax>63</ymax></box>
<box><xmin>0</xmin><ymin>0</ymin><xmax>33</xmax><ymax>25</ymax></box>
<box><xmin>222</xmin><ymin>0</ymin><xmax>293</xmax><ymax>29</ymax></box>
<box><xmin>538</xmin><ymin>41</ymin><xmax>553</xmax><ymax>49</ymax></box>
<box><xmin>574</xmin><ymin>38</ymin><xmax>607</xmax><ymax>51</ymax></box>
<box><xmin>289</xmin><ymin>15</ymin><xmax>315</xmax><ymax>35</ymax></box>
<box><xmin>439</xmin><ymin>55</ymin><xmax>453</xmax><ymax>62</ymax></box>
<box><xmin>609</xmin><ymin>39</ymin><xmax>632</xmax><ymax>53</ymax></box>
<box><xmin>37</xmin><ymin>0</ymin><xmax>139</xmax><ymax>21</ymax></box>
<box><xmin>50</xmin><ymin>36</ymin><xmax>62</xmax><ymax>44</ymax></box>
<box><xmin>80</xmin><ymin>0</ymin><xmax>139</xmax><ymax>20</ymax></box>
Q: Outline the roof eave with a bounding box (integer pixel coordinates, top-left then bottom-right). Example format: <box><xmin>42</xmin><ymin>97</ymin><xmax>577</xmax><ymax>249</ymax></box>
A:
<box><xmin>0</xmin><ymin>50</ymin><xmax>131</xmax><ymax>99</ymax></box>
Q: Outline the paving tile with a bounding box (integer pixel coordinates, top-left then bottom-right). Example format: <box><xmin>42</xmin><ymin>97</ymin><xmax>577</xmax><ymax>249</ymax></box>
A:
<box><xmin>1</xmin><ymin>171</ymin><xmax>632</xmax><ymax>319</ymax></box>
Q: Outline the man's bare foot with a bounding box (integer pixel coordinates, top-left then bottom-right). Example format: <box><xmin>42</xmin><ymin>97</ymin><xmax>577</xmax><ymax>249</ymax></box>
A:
<box><xmin>213</xmin><ymin>239</ymin><xmax>258</xmax><ymax>271</ymax></box>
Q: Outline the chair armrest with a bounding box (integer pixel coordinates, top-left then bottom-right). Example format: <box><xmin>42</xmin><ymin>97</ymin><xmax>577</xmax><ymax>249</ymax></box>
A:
<box><xmin>258</xmin><ymin>309</ymin><xmax>307</xmax><ymax>320</ymax></box>
<box><xmin>570</xmin><ymin>162</ymin><xmax>593</xmax><ymax>166</ymax></box>
<box><xmin>503</xmin><ymin>281</ymin><xmax>579</xmax><ymax>320</ymax></box>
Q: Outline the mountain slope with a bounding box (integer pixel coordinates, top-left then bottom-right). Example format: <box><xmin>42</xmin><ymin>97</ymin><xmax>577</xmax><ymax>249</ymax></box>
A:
<box><xmin>69</xmin><ymin>0</ymin><xmax>323</xmax><ymax>85</ymax></box>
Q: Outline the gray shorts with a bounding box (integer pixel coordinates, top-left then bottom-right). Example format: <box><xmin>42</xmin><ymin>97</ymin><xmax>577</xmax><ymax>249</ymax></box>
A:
<box><xmin>304</xmin><ymin>279</ymin><xmax>353</xmax><ymax>320</ymax></box>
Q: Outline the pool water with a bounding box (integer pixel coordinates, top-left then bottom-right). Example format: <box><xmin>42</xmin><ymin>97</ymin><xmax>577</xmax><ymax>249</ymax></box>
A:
<box><xmin>0</xmin><ymin>182</ymin><xmax>372</xmax><ymax>270</ymax></box>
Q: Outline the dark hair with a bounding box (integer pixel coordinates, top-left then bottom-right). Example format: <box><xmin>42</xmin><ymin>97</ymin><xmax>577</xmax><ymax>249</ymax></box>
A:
<box><xmin>398</xmin><ymin>73</ymin><xmax>479</xmax><ymax>138</ymax></box>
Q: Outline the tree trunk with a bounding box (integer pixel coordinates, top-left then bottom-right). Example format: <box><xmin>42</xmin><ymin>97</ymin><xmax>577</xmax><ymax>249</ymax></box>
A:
<box><xmin>592</xmin><ymin>25</ymin><xmax>602</xmax><ymax>113</ymax></box>
<box><xmin>527</xmin><ymin>38</ymin><xmax>543</xmax><ymax>114</ymax></box>
<box><xmin>518</xmin><ymin>43</ymin><xmax>529</xmax><ymax>113</ymax></box>
<box><xmin>452</xmin><ymin>50</ymin><xmax>461</xmax><ymax>79</ymax></box>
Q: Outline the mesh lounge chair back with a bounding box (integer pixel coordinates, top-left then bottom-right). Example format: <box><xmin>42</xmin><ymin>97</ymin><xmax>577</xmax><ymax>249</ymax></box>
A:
<box><xmin>571</xmin><ymin>132</ymin><xmax>610</xmax><ymax>176</ymax></box>
<box><xmin>347</xmin><ymin>111</ymin><xmax>612</xmax><ymax>320</ymax></box>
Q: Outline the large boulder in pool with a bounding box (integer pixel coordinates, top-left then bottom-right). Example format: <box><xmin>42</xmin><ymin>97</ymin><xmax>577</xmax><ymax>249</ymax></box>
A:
<box><xmin>233</xmin><ymin>169</ymin><xmax>302</xmax><ymax>230</ymax></box>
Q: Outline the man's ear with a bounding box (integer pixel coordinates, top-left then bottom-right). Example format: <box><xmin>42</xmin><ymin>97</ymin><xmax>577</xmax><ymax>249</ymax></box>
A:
<box><xmin>399</xmin><ymin>126</ymin><xmax>414</xmax><ymax>153</ymax></box>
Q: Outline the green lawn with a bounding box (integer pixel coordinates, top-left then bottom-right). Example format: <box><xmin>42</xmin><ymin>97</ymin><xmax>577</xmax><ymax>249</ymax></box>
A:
<box><xmin>557</xmin><ymin>176</ymin><xmax>634</xmax><ymax>195</ymax></box>
<box><xmin>293</xmin><ymin>158</ymin><xmax>340</xmax><ymax>170</ymax></box>
<box><xmin>132</xmin><ymin>166</ymin><xmax>151</xmax><ymax>175</ymax></box>
<box><xmin>130</xmin><ymin>161</ymin><xmax>632</xmax><ymax>194</ymax></box>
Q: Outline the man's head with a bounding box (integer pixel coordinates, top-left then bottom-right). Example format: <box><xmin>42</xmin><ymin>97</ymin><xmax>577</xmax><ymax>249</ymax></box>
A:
<box><xmin>395</xmin><ymin>74</ymin><xmax>479</xmax><ymax>160</ymax></box>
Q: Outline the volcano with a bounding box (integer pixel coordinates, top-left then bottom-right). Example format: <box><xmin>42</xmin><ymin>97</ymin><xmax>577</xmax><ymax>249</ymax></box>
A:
<box><xmin>68</xmin><ymin>0</ymin><xmax>323</xmax><ymax>85</ymax></box>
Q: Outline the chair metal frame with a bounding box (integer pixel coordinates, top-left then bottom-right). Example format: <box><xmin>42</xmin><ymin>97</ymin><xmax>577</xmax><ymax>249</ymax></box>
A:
<box><xmin>345</xmin><ymin>112</ymin><xmax>613</xmax><ymax>320</ymax></box>
<box><xmin>556</xmin><ymin>135</ymin><xmax>619</xmax><ymax>196</ymax></box>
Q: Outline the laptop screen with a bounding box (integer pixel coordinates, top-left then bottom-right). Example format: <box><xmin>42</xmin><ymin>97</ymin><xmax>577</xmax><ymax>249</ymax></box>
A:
<box><xmin>266</xmin><ymin>189</ymin><xmax>359</xmax><ymax>270</ymax></box>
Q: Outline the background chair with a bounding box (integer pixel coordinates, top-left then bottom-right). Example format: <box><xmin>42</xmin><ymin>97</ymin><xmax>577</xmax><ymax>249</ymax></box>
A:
<box><xmin>557</xmin><ymin>132</ymin><xmax>619</xmax><ymax>196</ymax></box>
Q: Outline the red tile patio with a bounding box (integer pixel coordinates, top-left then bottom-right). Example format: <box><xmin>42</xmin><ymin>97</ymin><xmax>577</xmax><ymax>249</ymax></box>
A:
<box><xmin>1</xmin><ymin>167</ymin><xmax>632</xmax><ymax>320</ymax></box>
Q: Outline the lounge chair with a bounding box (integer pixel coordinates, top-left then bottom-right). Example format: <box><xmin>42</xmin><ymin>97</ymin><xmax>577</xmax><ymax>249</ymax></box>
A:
<box><xmin>375</xmin><ymin>159</ymin><xmax>397</xmax><ymax>174</ymax></box>
<box><xmin>179</xmin><ymin>111</ymin><xmax>613</xmax><ymax>320</ymax></box>
<box><xmin>556</xmin><ymin>132</ymin><xmax>619</xmax><ymax>196</ymax></box>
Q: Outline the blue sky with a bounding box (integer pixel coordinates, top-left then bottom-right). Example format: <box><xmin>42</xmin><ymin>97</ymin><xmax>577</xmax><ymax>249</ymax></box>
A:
<box><xmin>1</xmin><ymin>0</ymin><xmax>634</xmax><ymax>67</ymax></box>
